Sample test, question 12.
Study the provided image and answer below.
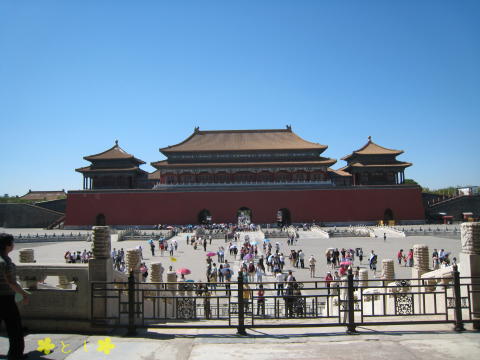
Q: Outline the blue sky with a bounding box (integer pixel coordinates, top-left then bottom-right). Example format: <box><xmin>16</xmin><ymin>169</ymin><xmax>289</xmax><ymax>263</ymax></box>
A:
<box><xmin>1</xmin><ymin>1</ymin><xmax>479</xmax><ymax>196</ymax></box>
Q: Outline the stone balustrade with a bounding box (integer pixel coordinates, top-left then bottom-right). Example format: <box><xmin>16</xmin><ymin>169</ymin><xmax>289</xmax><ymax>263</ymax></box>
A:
<box><xmin>15</xmin><ymin>263</ymin><xmax>91</xmax><ymax>331</ymax></box>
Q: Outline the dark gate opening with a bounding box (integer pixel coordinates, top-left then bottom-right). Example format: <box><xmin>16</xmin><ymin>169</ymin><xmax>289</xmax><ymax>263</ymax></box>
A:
<box><xmin>198</xmin><ymin>209</ymin><xmax>212</xmax><ymax>225</ymax></box>
<box><xmin>95</xmin><ymin>213</ymin><xmax>106</xmax><ymax>226</ymax></box>
<box><xmin>384</xmin><ymin>208</ymin><xmax>394</xmax><ymax>222</ymax></box>
<box><xmin>277</xmin><ymin>208</ymin><xmax>292</xmax><ymax>226</ymax></box>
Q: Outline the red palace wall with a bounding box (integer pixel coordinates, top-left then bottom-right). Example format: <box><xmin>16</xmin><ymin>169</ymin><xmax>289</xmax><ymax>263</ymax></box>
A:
<box><xmin>65</xmin><ymin>186</ymin><xmax>424</xmax><ymax>226</ymax></box>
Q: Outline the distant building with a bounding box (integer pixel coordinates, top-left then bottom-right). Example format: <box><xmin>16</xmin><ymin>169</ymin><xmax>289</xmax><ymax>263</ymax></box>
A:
<box><xmin>66</xmin><ymin>127</ymin><xmax>424</xmax><ymax>226</ymax></box>
<box><xmin>75</xmin><ymin>140</ymin><xmax>151</xmax><ymax>189</ymax></box>
<box><xmin>458</xmin><ymin>186</ymin><xmax>479</xmax><ymax>196</ymax></box>
<box><xmin>20</xmin><ymin>190</ymin><xmax>66</xmax><ymax>201</ymax></box>
<box><xmin>340</xmin><ymin>136</ymin><xmax>411</xmax><ymax>186</ymax></box>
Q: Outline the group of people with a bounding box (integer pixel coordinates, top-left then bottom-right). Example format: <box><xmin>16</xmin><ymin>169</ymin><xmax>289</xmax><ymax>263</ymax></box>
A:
<box><xmin>396</xmin><ymin>249</ymin><xmax>414</xmax><ymax>267</ymax></box>
<box><xmin>325</xmin><ymin>248</ymin><xmax>361</xmax><ymax>268</ymax></box>
<box><xmin>63</xmin><ymin>249</ymin><xmax>92</xmax><ymax>263</ymax></box>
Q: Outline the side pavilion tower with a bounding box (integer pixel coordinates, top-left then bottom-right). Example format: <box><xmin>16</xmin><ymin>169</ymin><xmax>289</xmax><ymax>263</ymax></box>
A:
<box><xmin>76</xmin><ymin>141</ymin><xmax>148</xmax><ymax>189</ymax></box>
<box><xmin>340</xmin><ymin>136</ymin><xmax>412</xmax><ymax>186</ymax></box>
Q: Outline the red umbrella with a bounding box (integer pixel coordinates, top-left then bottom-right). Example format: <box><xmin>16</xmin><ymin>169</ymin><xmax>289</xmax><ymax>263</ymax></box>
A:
<box><xmin>206</xmin><ymin>252</ymin><xmax>216</xmax><ymax>257</ymax></box>
<box><xmin>340</xmin><ymin>261</ymin><xmax>352</xmax><ymax>266</ymax></box>
<box><xmin>176</xmin><ymin>268</ymin><xmax>191</xmax><ymax>275</ymax></box>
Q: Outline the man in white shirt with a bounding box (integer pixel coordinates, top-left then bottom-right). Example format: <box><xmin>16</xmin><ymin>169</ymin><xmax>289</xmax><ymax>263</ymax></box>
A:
<box><xmin>276</xmin><ymin>272</ymin><xmax>285</xmax><ymax>295</ymax></box>
<box><xmin>298</xmin><ymin>250</ymin><xmax>305</xmax><ymax>269</ymax></box>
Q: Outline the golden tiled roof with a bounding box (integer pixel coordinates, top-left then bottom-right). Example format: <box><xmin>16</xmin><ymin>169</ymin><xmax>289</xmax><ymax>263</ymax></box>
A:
<box><xmin>342</xmin><ymin>136</ymin><xmax>403</xmax><ymax>160</ymax></box>
<box><xmin>84</xmin><ymin>141</ymin><xmax>145</xmax><ymax>164</ymax></box>
<box><xmin>160</xmin><ymin>127</ymin><xmax>328</xmax><ymax>153</ymax></box>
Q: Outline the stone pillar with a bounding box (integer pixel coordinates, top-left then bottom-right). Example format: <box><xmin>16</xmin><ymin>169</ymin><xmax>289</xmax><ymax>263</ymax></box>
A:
<box><xmin>19</xmin><ymin>249</ymin><xmax>35</xmax><ymax>263</ymax></box>
<box><xmin>92</xmin><ymin>226</ymin><xmax>111</xmax><ymax>260</ymax></box>
<box><xmin>126</xmin><ymin>249</ymin><xmax>142</xmax><ymax>282</ymax></box>
<box><xmin>57</xmin><ymin>275</ymin><xmax>72</xmax><ymax>289</ymax></box>
<box><xmin>381</xmin><ymin>259</ymin><xmax>395</xmax><ymax>285</ymax></box>
<box><xmin>359</xmin><ymin>268</ymin><xmax>369</xmax><ymax>287</ymax></box>
<box><xmin>88</xmin><ymin>226</ymin><xmax>115</xmax><ymax>324</ymax></box>
<box><xmin>459</xmin><ymin>222</ymin><xmax>480</xmax><ymax>329</ymax></box>
<box><xmin>150</xmin><ymin>263</ymin><xmax>165</xmax><ymax>283</ymax></box>
<box><xmin>412</xmin><ymin>244</ymin><xmax>429</xmax><ymax>278</ymax></box>
<box><xmin>18</xmin><ymin>249</ymin><xmax>38</xmax><ymax>289</ymax></box>
<box><xmin>166</xmin><ymin>271</ymin><xmax>177</xmax><ymax>291</ymax></box>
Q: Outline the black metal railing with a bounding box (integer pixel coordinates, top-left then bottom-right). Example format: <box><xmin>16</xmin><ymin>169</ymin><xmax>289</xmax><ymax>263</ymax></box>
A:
<box><xmin>91</xmin><ymin>266</ymin><xmax>479</xmax><ymax>334</ymax></box>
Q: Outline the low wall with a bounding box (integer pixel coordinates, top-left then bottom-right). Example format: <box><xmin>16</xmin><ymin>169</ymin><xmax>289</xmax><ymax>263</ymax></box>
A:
<box><xmin>65</xmin><ymin>186</ymin><xmax>425</xmax><ymax>226</ymax></box>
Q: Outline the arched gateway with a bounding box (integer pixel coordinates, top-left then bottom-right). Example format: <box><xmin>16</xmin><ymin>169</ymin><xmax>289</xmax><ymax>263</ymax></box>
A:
<box><xmin>277</xmin><ymin>208</ymin><xmax>292</xmax><ymax>226</ymax></box>
<box><xmin>237</xmin><ymin>207</ymin><xmax>252</xmax><ymax>226</ymax></box>
<box><xmin>198</xmin><ymin>209</ymin><xmax>212</xmax><ymax>224</ymax></box>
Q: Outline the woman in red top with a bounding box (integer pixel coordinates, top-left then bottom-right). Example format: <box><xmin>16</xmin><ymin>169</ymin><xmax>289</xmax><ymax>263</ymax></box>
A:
<box><xmin>325</xmin><ymin>272</ymin><xmax>333</xmax><ymax>295</ymax></box>
<box><xmin>257</xmin><ymin>284</ymin><xmax>265</xmax><ymax>317</ymax></box>
<box><xmin>397</xmin><ymin>249</ymin><xmax>403</xmax><ymax>265</ymax></box>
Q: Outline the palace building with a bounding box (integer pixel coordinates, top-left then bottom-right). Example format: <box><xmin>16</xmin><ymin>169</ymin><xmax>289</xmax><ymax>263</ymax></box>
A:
<box><xmin>65</xmin><ymin>127</ymin><xmax>424</xmax><ymax>226</ymax></box>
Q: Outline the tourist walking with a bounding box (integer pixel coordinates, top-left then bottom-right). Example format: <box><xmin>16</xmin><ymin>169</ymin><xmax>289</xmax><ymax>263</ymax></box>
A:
<box><xmin>325</xmin><ymin>271</ymin><xmax>333</xmax><ymax>295</ymax></box>
<box><xmin>397</xmin><ymin>249</ymin><xmax>403</xmax><ymax>265</ymax></box>
<box><xmin>308</xmin><ymin>255</ymin><xmax>316</xmax><ymax>277</ymax></box>
<box><xmin>0</xmin><ymin>233</ymin><xmax>30</xmax><ymax>360</ymax></box>
<box><xmin>298</xmin><ymin>250</ymin><xmax>305</xmax><ymax>269</ymax></box>
<box><xmin>257</xmin><ymin>284</ymin><xmax>265</xmax><ymax>317</ymax></box>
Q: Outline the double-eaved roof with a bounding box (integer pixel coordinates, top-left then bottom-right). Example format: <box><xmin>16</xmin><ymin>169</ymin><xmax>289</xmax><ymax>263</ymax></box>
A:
<box><xmin>76</xmin><ymin>141</ymin><xmax>147</xmax><ymax>174</ymax></box>
<box><xmin>83</xmin><ymin>141</ymin><xmax>145</xmax><ymax>164</ymax></box>
<box><xmin>160</xmin><ymin>127</ymin><xmax>328</xmax><ymax>153</ymax></box>
<box><xmin>340</xmin><ymin>136</ymin><xmax>411</xmax><ymax>171</ymax></box>
<box><xmin>342</xmin><ymin>136</ymin><xmax>403</xmax><ymax>160</ymax></box>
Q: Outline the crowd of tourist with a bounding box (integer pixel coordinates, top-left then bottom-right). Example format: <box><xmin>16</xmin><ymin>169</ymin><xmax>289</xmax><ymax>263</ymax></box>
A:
<box><xmin>64</xmin><ymin>249</ymin><xmax>93</xmax><ymax>263</ymax></box>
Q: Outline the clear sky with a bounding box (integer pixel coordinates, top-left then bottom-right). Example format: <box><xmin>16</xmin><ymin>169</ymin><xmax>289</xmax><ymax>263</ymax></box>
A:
<box><xmin>1</xmin><ymin>0</ymin><xmax>479</xmax><ymax>196</ymax></box>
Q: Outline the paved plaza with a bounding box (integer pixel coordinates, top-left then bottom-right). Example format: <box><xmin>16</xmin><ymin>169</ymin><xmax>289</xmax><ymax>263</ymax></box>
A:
<box><xmin>1</xmin><ymin>227</ymin><xmax>479</xmax><ymax>359</ymax></box>
<box><xmin>1</xmin><ymin>324</ymin><xmax>479</xmax><ymax>360</ymax></box>
<box><xmin>3</xmin><ymin>227</ymin><xmax>464</xmax><ymax>284</ymax></box>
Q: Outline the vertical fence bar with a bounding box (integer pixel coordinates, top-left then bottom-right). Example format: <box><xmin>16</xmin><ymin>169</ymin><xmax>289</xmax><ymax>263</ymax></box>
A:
<box><xmin>127</xmin><ymin>271</ymin><xmax>137</xmax><ymax>336</ymax></box>
<box><xmin>453</xmin><ymin>265</ymin><xmax>465</xmax><ymax>332</ymax></box>
<box><xmin>346</xmin><ymin>268</ymin><xmax>357</xmax><ymax>334</ymax></box>
<box><xmin>237</xmin><ymin>272</ymin><xmax>247</xmax><ymax>335</ymax></box>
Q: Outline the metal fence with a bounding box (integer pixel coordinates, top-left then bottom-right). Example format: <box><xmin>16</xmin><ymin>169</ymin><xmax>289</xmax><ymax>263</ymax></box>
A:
<box><xmin>91</xmin><ymin>265</ymin><xmax>478</xmax><ymax>335</ymax></box>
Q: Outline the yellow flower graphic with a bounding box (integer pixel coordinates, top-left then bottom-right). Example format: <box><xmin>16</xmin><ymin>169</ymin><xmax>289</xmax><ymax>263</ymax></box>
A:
<box><xmin>170</xmin><ymin>257</ymin><xmax>177</xmax><ymax>262</ymax></box>
<box><xmin>97</xmin><ymin>337</ymin><xmax>116</xmax><ymax>355</ymax></box>
<box><xmin>37</xmin><ymin>337</ymin><xmax>56</xmax><ymax>355</ymax></box>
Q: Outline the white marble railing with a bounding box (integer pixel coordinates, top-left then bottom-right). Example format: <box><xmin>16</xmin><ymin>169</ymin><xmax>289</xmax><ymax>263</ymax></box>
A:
<box><xmin>15</xmin><ymin>263</ymin><xmax>91</xmax><ymax>329</ymax></box>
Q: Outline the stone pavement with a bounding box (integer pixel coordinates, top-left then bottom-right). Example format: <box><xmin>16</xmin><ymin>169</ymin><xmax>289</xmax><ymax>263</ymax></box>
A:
<box><xmin>1</xmin><ymin>324</ymin><xmax>479</xmax><ymax>359</ymax></box>
<box><xmin>7</xmin><ymin>229</ymin><xmax>463</xmax><ymax>283</ymax></box>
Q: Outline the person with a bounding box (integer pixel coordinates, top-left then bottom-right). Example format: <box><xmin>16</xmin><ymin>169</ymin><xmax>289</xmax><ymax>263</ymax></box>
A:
<box><xmin>397</xmin><ymin>249</ymin><xmax>403</xmax><ymax>265</ymax></box>
<box><xmin>243</xmin><ymin>283</ymin><xmax>251</xmax><ymax>312</ymax></box>
<box><xmin>255</xmin><ymin>264</ymin><xmax>264</xmax><ymax>283</ymax></box>
<box><xmin>256</xmin><ymin>284</ymin><xmax>265</xmax><ymax>317</ymax></box>
<box><xmin>325</xmin><ymin>271</ymin><xmax>333</xmax><ymax>295</ymax></box>
<box><xmin>203</xmin><ymin>286</ymin><xmax>211</xmax><ymax>319</ymax></box>
<box><xmin>140</xmin><ymin>262</ymin><xmax>148</xmax><ymax>282</ymax></box>
<box><xmin>308</xmin><ymin>255</ymin><xmax>316</xmax><ymax>278</ymax></box>
<box><xmin>150</xmin><ymin>241</ymin><xmax>155</xmax><ymax>256</ymax></box>
<box><xmin>383</xmin><ymin>233</ymin><xmax>386</xmax><ymax>242</ymax></box>
<box><xmin>1</xmin><ymin>233</ymin><xmax>30</xmax><ymax>360</ymax></box>
<box><xmin>209</xmin><ymin>263</ymin><xmax>218</xmax><ymax>289</ymax></box>
<box><xmin>275</xmin><ymin>271</ymin><xmax>285</xmax><ymax>295</ymax></box>
<box><xmin>358</xmin><ymin>248</ymin><xmax>363</xmax><ymax>264</ymax></box>
<box><xmin>407</xmin><ymin>249</ymin><xmax>414</xmax><ymax>267</ymax></box>
<box><xmin>432</xmin><ymin>249</ymin><xmax>439</xmax><ymax>269</ymax></box>
<box><xmin>369</xmin><ymin>251</ymin><xmax>377</xmax><ymax>270</ymax></box>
